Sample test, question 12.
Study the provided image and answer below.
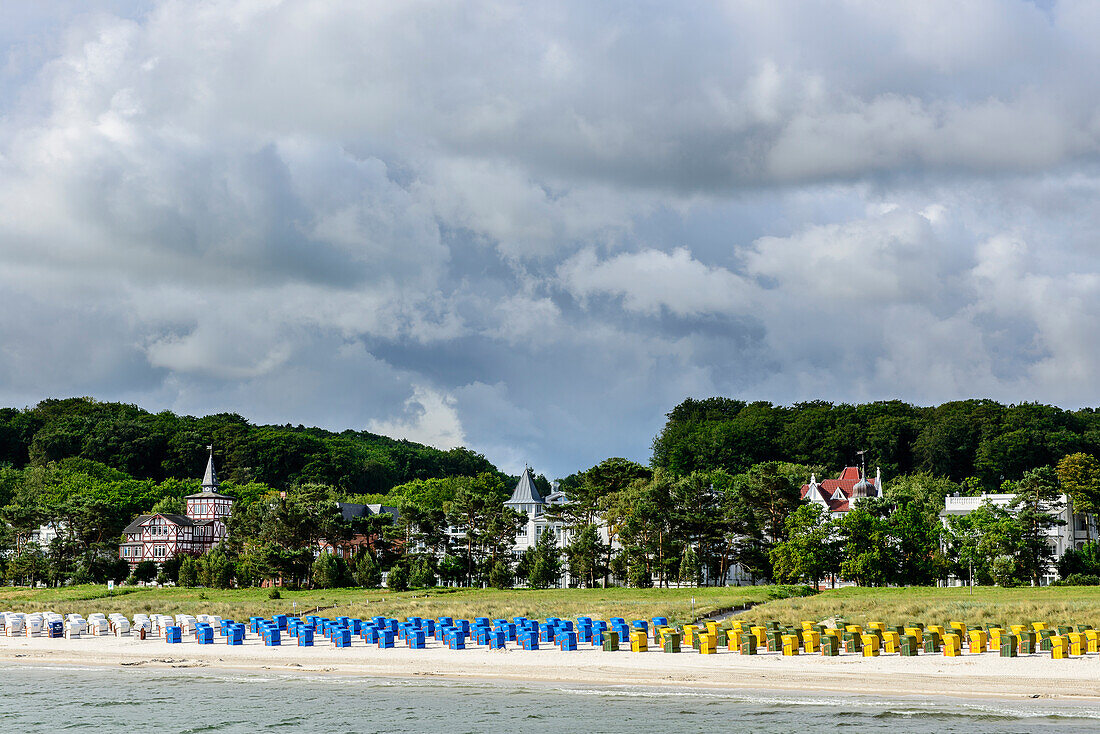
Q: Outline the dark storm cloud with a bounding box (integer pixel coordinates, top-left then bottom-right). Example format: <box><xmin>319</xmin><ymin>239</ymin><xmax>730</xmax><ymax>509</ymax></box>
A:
<box><xmin>3</xmin><ymin>1</ymin><xmax>1100</xmax><ymax>476</ymax></box>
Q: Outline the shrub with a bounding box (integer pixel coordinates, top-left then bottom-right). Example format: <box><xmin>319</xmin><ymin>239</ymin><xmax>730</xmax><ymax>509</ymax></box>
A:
<box><xmin>268</xmin><ymin>588</ymin><xmax>281</xmax><ymax>599</ymax></box>
<box><xmin>1060</xmin><ymin>573</ymin><xmax>1100</xmax><ymax>586</ymax></box>
<box><xmin>177</xmin><ymin>557</ymin><xmax>198</xmax><ymax>587</ymax></box>
<box><xmin>386</xmin><ymin>563</ymin><xmax>409</xmax><ymax>592</ymax></box>
<box><xmin>132</xmin><ymin>560</ymin><xmax>158</xmax><ymax>584</ymax></box>
<box><xmin>311</xmin><ymin>553</ymin><xmax>351</xmax><ymax>589</ymax></box>
<box><xmin>354</xmin><ymin>553</ymin><xmax>383</xmax><ymax>588</ymax></box>
<box><xmin>488</xmin><ymin>560</ymin><xmax>511</xmax><ymax>589</ymax></box>
<box><xmin>409</xmin><ymin>557</ymin><xmax>437</xmax><ymax>588</ymax></box>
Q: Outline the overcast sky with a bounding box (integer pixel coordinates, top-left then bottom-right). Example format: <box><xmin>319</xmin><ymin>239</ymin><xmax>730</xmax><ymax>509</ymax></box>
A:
<box><xmin>2</xmin><ymin>1</ymin><xmax>1099</xmax><ymax>477</ymax></box>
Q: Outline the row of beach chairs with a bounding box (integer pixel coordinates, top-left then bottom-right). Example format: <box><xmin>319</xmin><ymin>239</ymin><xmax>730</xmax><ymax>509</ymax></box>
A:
<box><xmin>698</xmin><ymin>619</ymin><xmax>1100</xmax><ymax>659</ymax></box>
<box><xmin>7</xmin><ymin>609</ymin><xmax>1098</xmax><ymax>659</ymax></box>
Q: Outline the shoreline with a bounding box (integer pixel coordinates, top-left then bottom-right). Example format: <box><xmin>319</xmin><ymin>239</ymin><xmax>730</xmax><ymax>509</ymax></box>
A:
<box><xmin>3</xmin><ymin>635</ymin><xmax>1100</xmax><ymax>702</ymax></box>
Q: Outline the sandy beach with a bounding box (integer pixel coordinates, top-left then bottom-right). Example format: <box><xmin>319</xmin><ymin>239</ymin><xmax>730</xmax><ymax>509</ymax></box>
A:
<box><xmin>3</xmin><ymin>633</ymin><xmax>1099</xmax><ymax>702</ymax></box>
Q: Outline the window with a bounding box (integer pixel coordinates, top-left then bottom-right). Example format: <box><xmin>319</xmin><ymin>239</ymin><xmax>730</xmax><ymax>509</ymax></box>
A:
<box><xmin>517</xmin><ymin>525</ymin><xmax>527</xmax><ymax>536</ymax></box>
<box><xmin>154</xmin><ymin>545</ymin><xmax>167</xmax><ymax>558</ymax></box>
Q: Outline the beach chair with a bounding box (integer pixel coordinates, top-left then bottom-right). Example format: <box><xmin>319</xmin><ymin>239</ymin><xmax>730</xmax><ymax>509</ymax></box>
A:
<box><xmin>1084</xmin><ymin>630</ymin><xmax>1099</xmax><ymax>653</ymax></box>
<box><xmin>801</xmin><ymin>630</ymin><xmax>820</xmax><ymax>653</ymax></box>
<box><xmin>943</xmin><ymin>633</ymin><xmax>961</xmax><ymax>657</ymax></box>
<box><xmin>860</xmin><ymin>633</ymin><xmax>879</xmax><ymax>657</ymax></box>
<box><xmin>820</xmin><ymin>635</ymin><xmax>839</xmax><ymax>656</ymax></box>
<box><xmin>781</xmin><ymin>634</ymin><xmax>799</xmax><ymax>656</ymax></box>
<box><xmin>999</xmin><ymin>634</ymin><xmax>1018</xmax><ymax>657</ymax></box>
<box><xmin>968</xmin><ymin>629</ymin><xmax>987</xmax><ymax>653</ymax></box>
<box><xmin>899</xmin><ymin>635</ymin><xmax>919</xmax><ymax>656</ymax></box>
<box><xmin>1019</xmin><ymin>630</ymin><xmax>1036</xmax><ymax>654</ymax></box>
<box><xmin>1068</xmin><ymin>632</ymin><xmax>1086</xmax><ymax>656</ymax></box>
<box><xmin>1051</xmin><ymin>635</ymin><xmax>1069</xmax><ymax>659</ymax></box>
<box><xmin>196</xmin><ymin>624</ymin><xmax>214</xmax><ymax>645</ymax></box>
<box><xmin>519</xmin><ymin>630</ymin><xmax>539</xmax><ymax>650</ymax></box>
<box><xmin>332</xmin><ymin>628</ymin><xmax>352</xmax><ymax>648</ymax></box>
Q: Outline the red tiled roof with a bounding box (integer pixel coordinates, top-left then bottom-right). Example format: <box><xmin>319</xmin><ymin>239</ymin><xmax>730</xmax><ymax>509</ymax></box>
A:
<box><xmin>799</xmin><ymin>466</ymin><xmax>878</xmax><ymax>513</ymax></box>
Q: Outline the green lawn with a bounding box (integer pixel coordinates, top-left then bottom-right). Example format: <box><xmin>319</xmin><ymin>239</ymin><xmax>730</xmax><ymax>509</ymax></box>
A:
<box><xmin>0</xmin><ymin>584</ymin><xmax>811</xmax><ymax>625</ymax></box>
<box><xmin>744</xmin><ymin>585</ymin><xmax>1100</xmax><ymax>627</ymax></box>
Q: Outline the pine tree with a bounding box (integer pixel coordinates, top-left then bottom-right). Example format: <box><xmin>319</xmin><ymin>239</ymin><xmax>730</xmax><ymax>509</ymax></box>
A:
<box><xmin>1011</xmin><ymin>467</ymin><xmax>1066</xmax><ymax>585</ymax></box>
<box><xmin>177</xmin><ymin>556</ymin><xmax>198</xmax><ymax>587</ymax></box>
<box><xmin>353</xmin><ymin>553</ymin><xmax>383</xmax><ymax>588</ymax></box>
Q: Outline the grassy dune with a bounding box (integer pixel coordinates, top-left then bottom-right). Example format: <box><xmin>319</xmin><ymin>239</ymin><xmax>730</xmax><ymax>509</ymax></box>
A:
<box><xmin>0</xmin><ymin>584</ymin><xmax>811</xmax><ymax>625</ymax></box>
<box><xmin>744</xmin><ymin>586</ymin><xmax>1100</xmax><ymax>627</ymax></box>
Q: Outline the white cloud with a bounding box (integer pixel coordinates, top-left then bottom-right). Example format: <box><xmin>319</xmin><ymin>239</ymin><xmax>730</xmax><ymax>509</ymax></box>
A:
<box><xmin>558</xmin><ymin>247</ymin><xmax>750</xmax><ymax>317</ymax></box>
<box><xmin>368</xmin><ymin>385</ymin><xmax>467</xmax><ymax>450</ymax></box>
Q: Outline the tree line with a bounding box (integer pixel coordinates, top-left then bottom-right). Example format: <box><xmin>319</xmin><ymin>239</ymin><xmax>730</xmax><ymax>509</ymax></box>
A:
<box><xmin>4</xmin><ymin>396</ymin><xmax>1100</xmax><ymax>590</ymax></box>
<box><xmin>653</xmin><ymin>397</ymin><xmax>1100</xmax><ymax>487</ymax></box>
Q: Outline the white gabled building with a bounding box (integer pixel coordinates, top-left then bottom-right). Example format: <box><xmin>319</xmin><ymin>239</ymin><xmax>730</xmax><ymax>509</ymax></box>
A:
<box><xmin>504</xmin><ymin>467</ymin><xmax>760</xmax><ymax>587</ymax></box>
<box><xmin>505</xmin><ymin>467</ymin><xmax>571</xmax><ymax>554</ymax></box>
<box><xmin>801</xmin><ymin>466</ymin><xmax>883</xmax><ymax>515</ymax></box>
<box><xmin>940</xmin><ymin>492</ymin><xmax>1098</xmax><ymax>586</ymax></box>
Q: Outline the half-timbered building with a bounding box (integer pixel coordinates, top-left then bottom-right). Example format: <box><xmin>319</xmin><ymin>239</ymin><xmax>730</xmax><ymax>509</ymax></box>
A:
<box><xmin>120</xmin><ymin>447</ymin><xmax>235</xmax><ymax>568</ymax></box>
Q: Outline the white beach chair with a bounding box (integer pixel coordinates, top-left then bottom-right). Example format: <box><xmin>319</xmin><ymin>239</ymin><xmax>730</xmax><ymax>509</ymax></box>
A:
<box><xmin>65</xmin><ymin>614</ymin><xmax>87</xmax><ymax>634</ymax></box>
<box><xmin>4</xmin><ymin>614</ymin><xmax>23</xmax><ymax>636</ymax></box>
<box><xmin>24</xmin><ymin>616</ymin><xmax>42</xmax><ymax>637</ymax></box>
<box><xmin>108</xmin><ymin>614</ymin><xmax>130</xmax><ymax>635</ymax></box>
<box><xmin>64</xmin><ymin>620</ymin><xmax>81</xmax><ymax>639</ymax></box>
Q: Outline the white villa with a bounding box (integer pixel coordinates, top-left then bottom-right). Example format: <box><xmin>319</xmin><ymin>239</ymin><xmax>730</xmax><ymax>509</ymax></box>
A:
<box><xmin>801</xmin><ymin>466</ymin><xmax>884</xmax><ymax>515</ymax></box>
<box><xmin>501</xmin><ymin>466</ymin><xmax>759</xmax><ymax>587</ymax></box>
<box><xmin>940</xmin><ymin>492</ymin><xmax>1097</xmax><ymax>586</ymax></box>
<box><xmin>504</xmin><ymin>467</ymin><xmax>573</xmax><ymax>555</ymax></box>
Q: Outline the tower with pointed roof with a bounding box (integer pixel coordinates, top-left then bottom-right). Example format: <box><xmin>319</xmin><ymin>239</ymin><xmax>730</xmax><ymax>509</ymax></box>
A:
<box><xmin>120</xmin><ymin>445</ymin><xmax>236</xmax><ymax>569</ymax></box>
<box><xmin>184</xmin><ymin>445</ymin><xmax>235</xmax><ymax>545</ymax></box>
<box><xmin>504</xmin><ymin>466</ymin><xmax>545</xmax><ymax>518</ymax></box>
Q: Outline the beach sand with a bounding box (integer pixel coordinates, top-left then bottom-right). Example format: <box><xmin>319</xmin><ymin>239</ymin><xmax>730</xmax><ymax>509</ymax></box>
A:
<box><xmin>2</xmin><ymin>633</ymin><xmax>1099</xmax><ymax>701</ymax></box>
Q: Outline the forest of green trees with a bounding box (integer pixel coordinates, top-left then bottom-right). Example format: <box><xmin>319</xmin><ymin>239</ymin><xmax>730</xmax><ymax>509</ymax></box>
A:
<box><xmin>3</xmin><ymin>396</ymin><xmax>1100</xmax><ymax>591</ymax></box>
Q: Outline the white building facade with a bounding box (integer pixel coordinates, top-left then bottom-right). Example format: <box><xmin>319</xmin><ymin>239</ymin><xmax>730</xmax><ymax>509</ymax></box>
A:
<box><xmin>503</xmin><ymin>467</ymin><xmax>761</xmax><ymax>587</ymax></box>
<box><xmin>940</xmin><ymin>493</ymin><xmax>1097</xmax><ymax>586</ymax></box>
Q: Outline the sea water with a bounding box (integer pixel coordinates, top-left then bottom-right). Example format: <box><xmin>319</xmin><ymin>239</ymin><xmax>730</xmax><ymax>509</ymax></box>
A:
<box><xmin>2</xmin><ymin>663</ymin><xmax>1099</xmax><ymax>733</ymax></box>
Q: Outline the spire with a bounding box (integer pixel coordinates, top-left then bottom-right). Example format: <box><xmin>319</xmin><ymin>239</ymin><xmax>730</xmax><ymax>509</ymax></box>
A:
<box><xmin>875</xmin><ymin>466</ymin><xmax>883</xmax><ymax>497</ymax></box>
<box><xmin>202</xmin><ymin>445</ymin><xmax>219</xmax><ymax>492</ymax></box>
